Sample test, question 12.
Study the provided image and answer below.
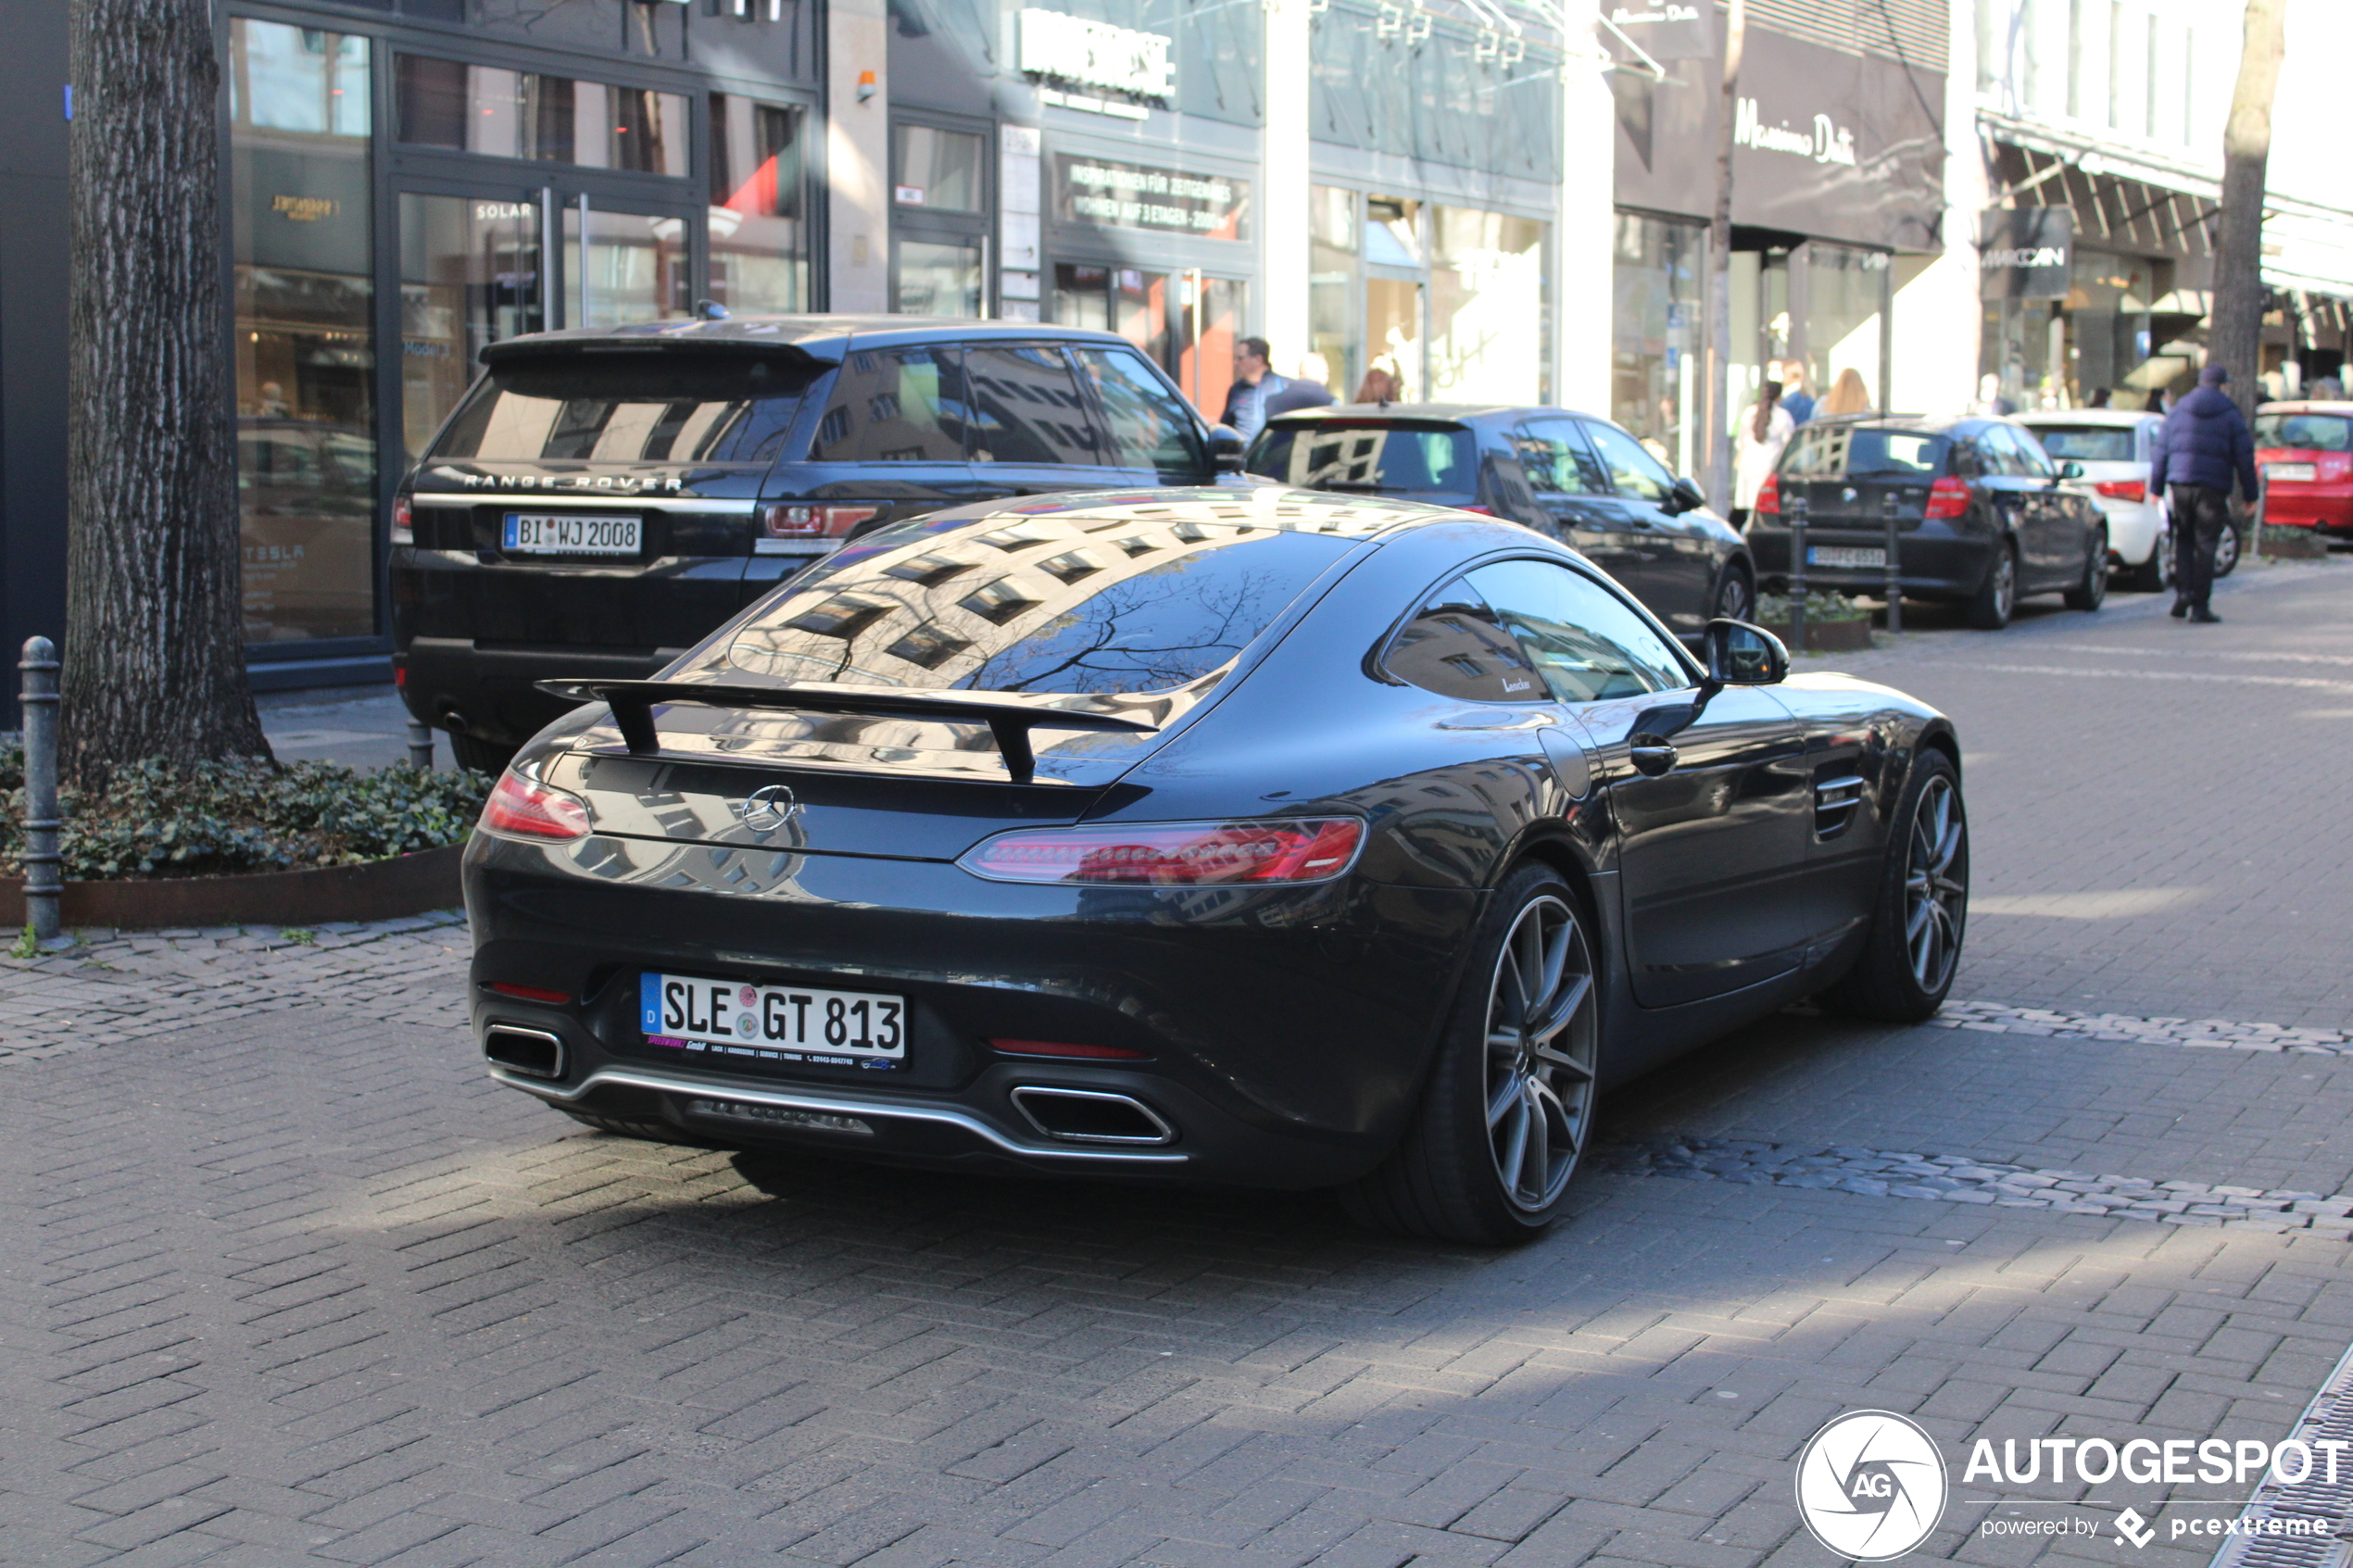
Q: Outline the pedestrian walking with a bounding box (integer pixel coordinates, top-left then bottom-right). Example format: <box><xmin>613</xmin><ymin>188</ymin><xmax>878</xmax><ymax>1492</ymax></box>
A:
<box><xmin>2151</xmin><ymin>362</ymin><xmax>2259</xmax><ymax>625</ymax></box>
<box><xmin>1780</xmin><ymin>365</ymin><xmax>1816</xmax><ymax>425</ymax></box>
<box><xmin>1220</xmin><ymin>337</ymin><xmax>1290</xmax><ymax>440</ymax></box>
<box><xmin>1731</xmin><ymin>379</ymin><xmax>1793</xmax><ymax>530</ymax></box>
<box><xmin>1265</xmin><ymin>352</ymin><xmax>1336</xmax><ymax>418</ymax></box>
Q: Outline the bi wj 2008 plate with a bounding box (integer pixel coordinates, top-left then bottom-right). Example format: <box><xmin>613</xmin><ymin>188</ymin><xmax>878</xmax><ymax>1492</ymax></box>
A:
<box><xmin>503</xmin><ymin>512</ymin><xmax>642</xmax><ymax>557</ymax></box>
<box><xmin>640</xmin><ymin>972</ymin><xmax>907</xmax><ymax>1071</ymax></box>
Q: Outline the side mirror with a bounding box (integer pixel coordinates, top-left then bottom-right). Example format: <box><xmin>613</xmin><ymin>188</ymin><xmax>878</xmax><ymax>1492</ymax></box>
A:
<box><xmin>1209</xmin><ymin>424</ymin><xmax>1246</xmax><ymax>474</ymax></box>
<box><xmin>2057</xmin><ymin>459</ymin><xmax>2085</xmax><ymax>481</ymax></box>
<box><xmin>1666</xmin><ymin>476</ymin><xmax>1707</xmax><ymax>515</ymax></box>
<box><xmin>1703</xmin><ymin>618</ymin><xmax>1789</xmax><ymax>686</ymax></box>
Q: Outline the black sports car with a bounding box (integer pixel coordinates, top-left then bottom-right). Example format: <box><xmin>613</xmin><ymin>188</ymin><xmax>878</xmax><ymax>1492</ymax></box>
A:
<box><xmin>466</xmin><ymin>488</ymin><xmax>1969</xmax><ymax>1245</ymax></box>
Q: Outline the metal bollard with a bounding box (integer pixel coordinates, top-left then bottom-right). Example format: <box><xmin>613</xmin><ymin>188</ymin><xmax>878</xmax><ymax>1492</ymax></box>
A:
<box><xmin>1881</xmin><ymin>490</ymin><xmax>1904</xmax><ymax>635</ymax></box>
<box><xmin>18</xmin><ymin>637</ymin><xmax>62</xmax><ymax>942</ymax></box>
<box><xmin>407</xmin><ymin>719</ymin><xmax>434</xmax><ymax>772</ymax></box>
<box><xmin>1788</xmin><ymin>491</ymin><xmax>1810</xmax><ymax>653</ymax></box>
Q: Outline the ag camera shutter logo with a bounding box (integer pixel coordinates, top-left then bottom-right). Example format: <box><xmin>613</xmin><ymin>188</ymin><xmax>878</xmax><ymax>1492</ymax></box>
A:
<box><xmin>1794</xmin><ymin>1411</ymin><xmax>1948</xmax><ymax>1560</ymax></box>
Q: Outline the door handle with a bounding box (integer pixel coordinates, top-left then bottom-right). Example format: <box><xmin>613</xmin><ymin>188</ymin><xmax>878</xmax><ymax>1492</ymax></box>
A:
<box><xmin>1629</xmin><ymin>743</ymin><xmax>1679</xmax><ymax>777</ymax></box>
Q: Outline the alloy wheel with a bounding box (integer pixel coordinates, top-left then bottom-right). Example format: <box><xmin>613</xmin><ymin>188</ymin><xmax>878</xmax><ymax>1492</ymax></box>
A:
<box><xmin>1902</xmin><ymin>775</ymin><xmax>1967</xmax><ymax>993</ymax></box>
<box><xmin>2216</xmin><ymin>522</ymin><xmax>2242</xmax><ymax>576</ymax></box>
<box><xmin>1991</xmin><ymin>552</ymin><xmax>2016</xmax><ymax>620</ymax></box>
<box><xmin>1717</xmin><ymin>571</ymin><xmax>1754</xmax><ymax>622</ymax></box>
<box><xmin>2158</xmin><ymin>528</ymin><xmax>2177</xmax><ymax>587</ymax></box>
<box><xmin>1482</xmin><ymin>895</ymin><xmax>1598</xmax><ymax>1211</ymax></box>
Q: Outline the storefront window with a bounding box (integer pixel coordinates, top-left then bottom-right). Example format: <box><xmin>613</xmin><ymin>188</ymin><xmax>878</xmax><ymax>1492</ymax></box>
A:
<box><xmin>230</xmin><ymin>19</ymin><xmax>377</xmax><ymax>646</ymax></box>
<box><xmin>395</xmin><ymin>56</ymin><xmax>689</xmax><ymax>176</ymax></box>
<box><xmin>1049</xmin><ymin>266</ymin><xmax>1243</xmax><ymax>419</ymax></box>
<box><xmin>566</xmin><ymin>204</ymin><xmax>691</xmax><ymax>328</ymax></box>
<box><xmin>400</xmin><ymin>195</ymin><xmax>545</xmax><ymax>464</ymax></box>
<box><xmin>898</xmin><ymin>239</ymin><xmax>985</xmax><ymax>316</ymax></box>
<box><xmin>1806</xmin><ymin>244</ymin><xmax>1890</xmax><ymax>414</ymax></box>
<box><xmin>1428</xmin><ymin>207</ymin><xmax>1546</xmax><ymax>404</ymax></box>
<box><xmin>1611</xmin><ymin>212</ymin><xmax>1703</xmax><ymax>473</ymax></box>
<box><xmin>1310</xmin><ymin>185</ymin><xmax>1357</xmax><ymax>396</ymax></box>
<box><xmin>709</xmin><ymin>96</ymin><xmax>810</xmax><ymax>314</ymax></box>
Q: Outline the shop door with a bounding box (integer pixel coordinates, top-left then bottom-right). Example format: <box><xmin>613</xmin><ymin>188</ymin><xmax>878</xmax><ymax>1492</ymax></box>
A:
<box><xmin>1366</xmin><ymin>270</ymin><xmax>1424</xmax><ymax>402</ymax></box>
<box><xmin>398</xmin><ymin>191</ymin><xmax>545</xmax><ymax>467</ymax></box>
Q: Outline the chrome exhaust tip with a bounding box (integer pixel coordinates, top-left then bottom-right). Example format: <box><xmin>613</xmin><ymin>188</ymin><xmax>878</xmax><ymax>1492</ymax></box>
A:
<box><xmin>1009</xmin><ymin>1086</ymin><xmax>1176</xmax><ymax>1146</ymax></box>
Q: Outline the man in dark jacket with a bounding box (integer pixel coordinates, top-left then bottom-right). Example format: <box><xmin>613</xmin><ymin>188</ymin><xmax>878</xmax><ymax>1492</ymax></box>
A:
<box><xmin>2151</xmin><ymin>363</ymin><xmax>2259</xmax><ymax>623</ymax></box>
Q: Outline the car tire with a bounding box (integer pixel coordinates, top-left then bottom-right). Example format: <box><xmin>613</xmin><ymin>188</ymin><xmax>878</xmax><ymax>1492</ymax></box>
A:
<box><xmin>1340</xmin><ymin>864</ymin><xmax>1601</xmax><ymax>1247</ymax></box>
<box><xmin>2215</xmin><ymin>519</ymin><xmax>2242</xmax><ymax>578</ymax></box>
<box><xmin>1817</xmin><ymin>750</ymin><xmax>1969</xmax><ymax>1024</ymax></box>
<box><xmin>1712</xmin><ymin>561</ymin><xmax>1756</xmax><ymax>623</ymax></box>
<box><xmin>2128</xmin><ymin>525</ymin><xmax>2172</xmax><ymax>593</ymax></box>
<box><xmin>449</xmin><ymin>732</ymin><xmax>520</xmax><ymax>775</ymax></box>
<box><xmin>560</xmin><ymin>1109</ymin><xmax>729</xmax><ymax>1148</ymax></box>
<box><xmin>2063</xmin><ymin>528</ymin><xmax>2108</xmax><ymax>610</ymax></box>
<box><xmin>1964</xmin><ymin>541</ymin><xmax>2018</xmax><ymax>630</ymax></box>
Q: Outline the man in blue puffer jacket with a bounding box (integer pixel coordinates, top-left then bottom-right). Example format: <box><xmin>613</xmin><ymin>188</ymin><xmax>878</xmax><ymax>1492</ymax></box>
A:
<box><xmin>2150</xmin><ymin>362</ymin><xmax>2259</xmax><ymax>624</ymax></box>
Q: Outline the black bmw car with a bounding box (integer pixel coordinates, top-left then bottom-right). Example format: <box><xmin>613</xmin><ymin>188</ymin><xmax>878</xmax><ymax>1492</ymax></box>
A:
<box><xmin>1244</xmin><ymin>404</ymin><xmax>1756</xmax><ymax>639</ymax></box>
<box><xmin>466</xmin><ymin>489</ymin><xmax>1968</xmax><ymax>1245</ymax></box>
<box><xmin>1743</xmin><ymin>415</ymin><xmax>2108</xmax><ymax>630</ymax></box>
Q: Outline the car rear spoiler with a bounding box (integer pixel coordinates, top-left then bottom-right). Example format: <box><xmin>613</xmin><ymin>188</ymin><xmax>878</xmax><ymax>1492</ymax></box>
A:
<box><xmin>536</xmin><ymin>679</ymin><xmax>1160</xmax><ymax>785</ymax></box>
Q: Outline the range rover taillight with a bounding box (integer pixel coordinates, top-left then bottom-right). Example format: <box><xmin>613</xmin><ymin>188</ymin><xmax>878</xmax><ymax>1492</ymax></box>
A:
<box><xmin>391</xmin><ymin>495</ymin><xmax>414</xmax><ymax>546</ymax></box>
<box><xmin>761</xmin><ymin>504</ymin><xmax>883</xmax><ymax>540</ymax></box>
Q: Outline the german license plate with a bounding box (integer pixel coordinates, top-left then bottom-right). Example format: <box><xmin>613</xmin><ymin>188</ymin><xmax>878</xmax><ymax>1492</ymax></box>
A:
<box><xmin>640</xmin><ymin>972</ymin><xmax>907</xmax><ymax>1071</ymax></box>
<box><xmin>502</xmin><ymin>512</ymin><xmax>641</xmax><ymax>557</ymax></box>
<box><xmin>2268</xmin><ymin>463</ymin><xmax>2318</xmax><ymax>483</ymax></box>
<box><xmin>1808</xmin><ymin>546</ymin><xmax>1886</xmax><ymax>569</ymax></box>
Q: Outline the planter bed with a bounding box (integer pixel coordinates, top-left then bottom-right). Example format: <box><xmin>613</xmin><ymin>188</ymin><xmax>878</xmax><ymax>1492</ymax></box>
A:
<box><xmin>0</xmin><ymin>841</ymin><xmax>464</xmax><ymax>930</ymax></box>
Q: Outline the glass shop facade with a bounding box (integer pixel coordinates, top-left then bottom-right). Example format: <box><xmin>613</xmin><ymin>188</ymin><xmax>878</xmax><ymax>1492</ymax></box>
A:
<box><xmin>890</xmin><ymin>0</ymin><xmax>1561</xmax><ymax>420</ymax></box>
<box><xmin>1604</xmin><ymin>17</ymin><xmax>1947</xmax><ymax>471</ymax></box>
<box><xmin>224</xmin><ymin>0</ymin><xmax>819</xmax><ymax>683</ymax></box>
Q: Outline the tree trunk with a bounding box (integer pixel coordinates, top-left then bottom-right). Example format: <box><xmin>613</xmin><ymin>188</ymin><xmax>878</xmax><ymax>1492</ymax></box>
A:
<box><xmin>65</xmin><ymin>0</ymin><xmax>269</xmax><ymax>791</ymax></box>
<box><xmin>2207</xmin><ymin>0</ymin><xmax>2285</xmax><ymax>429</ymax></box>
<box><xmin>1702</xmin><ymin>0</ymin><xmax>1746</xmax><ymax>513</ymax></box>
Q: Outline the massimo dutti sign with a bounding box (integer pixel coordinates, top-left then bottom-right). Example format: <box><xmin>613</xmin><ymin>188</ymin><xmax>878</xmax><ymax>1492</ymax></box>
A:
<box><xmin>1612</xmin><ymin>27</ymin><xmax>1944</xmax><ymax>251</ymax></box>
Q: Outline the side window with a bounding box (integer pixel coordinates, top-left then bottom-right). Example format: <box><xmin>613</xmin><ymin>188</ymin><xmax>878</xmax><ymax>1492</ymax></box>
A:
<box><xmin>806</xmin><ymin>347</ymin><xmax>967</xmax><ymax>462</ymax></box>
<box><xmin>2007</xmin><ymin>425</ymin><xmax>2056</xmax><ymax>478</ymax></box>
<box><xmin>963</xmin><ymin>345</ymin><xmax>1104</xmax><ymax>467</ymax></box>
<box><xmin>1516</xmin><ymin>418</ymin><xmax>1607</xmax><ymax>495</ymax></box>
<box><xmin>1073</xmin><ymin>346</ymin><xmax>1208</xmax><ymax>481</ymax></box>
<box><xmin>1382</xmin><ymin>578</ymin><xmax>1545</xmax><ymax>703</ymax></box>
<box><xmin>1466</xmin><ymin>558</ymin><xmax>1692</xmax><ymax>703</ymax></box>
<box><xmin>1579</xmin><ymin>420</ymin><xmax>1677</xmax><ymax>502</ymax></box>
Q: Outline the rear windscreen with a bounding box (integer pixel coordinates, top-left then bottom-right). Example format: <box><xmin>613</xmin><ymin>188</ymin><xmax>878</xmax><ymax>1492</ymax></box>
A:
<box><xmin>1780</xmin><ymin>425</ymin><xmax>1951</xmax><ymax>479</ymax></box>
<box><xmin>726</xmin><ymin>500</ymin><xmax>1365</xmax><ymax>696</ymax></box>
<box><xmin>1247</xmin><ymin>423</ymin><xmax>1479</xmax><ymax>496</ymax></box>
<box><xmin>432</xmin><ymin>354</ymin><xmax>822</xmax><ymax>464</ymax></box>
<box><xmin>2254</xmin><ymin>413</ymin><xmax>2353</xmax><ymax>453</ymax></box>
<box><xmin>2032</xmin><ymin>425</ymin><xmax>2140</xmax><ymax>462</ymax></box>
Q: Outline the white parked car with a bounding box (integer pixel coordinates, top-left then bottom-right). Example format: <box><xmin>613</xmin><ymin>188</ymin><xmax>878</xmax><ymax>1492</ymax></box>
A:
<box><xmin>2017</xmin><ymin>409</ymin><xmax>2236</xmax><ymax>591</ymax></box>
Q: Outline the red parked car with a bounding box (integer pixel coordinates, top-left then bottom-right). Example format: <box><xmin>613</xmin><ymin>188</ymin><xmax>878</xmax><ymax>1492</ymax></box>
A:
<box><xmin>2255</xmin><ymin>401</ymin><xmax>2353</xmax><ymax>537</ymax></box>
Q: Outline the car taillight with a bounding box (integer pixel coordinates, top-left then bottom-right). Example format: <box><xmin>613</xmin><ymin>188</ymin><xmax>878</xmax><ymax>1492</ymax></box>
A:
<box><xmin>1456</xmin><ymin>504</ymin><xmax>1495</xmax><ymax>517</ymax></box>
<box><xmin>1924</xmin><ymin>476</ymin><xmax>1970</xmax><ymax>520</ymax></box>
<box><xmin>489</xmin><ymin>982</ymin><xmax>571</xmax><ymax>1004</ymax></box>
<box><xmin>481</xmin><ymin>771</ymin><xmax>592</xmax><ymax>841</ymax></box>
<box><xmin>989</xmin><ymin>1038</ymin><xmax>1150</xmax><ymax>1060</ymax></box>
<box><xmin>391</xmin><ymin>495</ymin><xmax>414</xmax><ymax>546</ymax></box>
<box><xmin>1754</xmin><ymin>473</ymin><xmax>1780</xmax><ymax>516</ymax></box>
<box><xmin>958</xmin><ymin>818</ymin><xmax>1365</xmax><ymax>886</ymax></box>
<box><xmin>762</xmin><ymin>503</ymin><xmax>883</xmax><ymax>540</ymax></box>
<box><xmin>2094</xmin><ymin>479</ymin><xmax>2146</xmax><ymax>502</ymax></box>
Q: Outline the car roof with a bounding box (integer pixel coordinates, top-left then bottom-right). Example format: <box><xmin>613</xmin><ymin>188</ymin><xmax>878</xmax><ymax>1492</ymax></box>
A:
<box><xmin>2016</xmin><ymin>409</ymin><xmax>2158</xmax><ymax>425</ymax></box>
<box><xmin>1265</xmin><ymin>403</ymin><xmax>1606</xmax><ymax>427</ymax></box>
<box><xmin>478</xmin><ymin>314</ymin><xmax>1154</xmax><ymax>365</ymax></box>
<box><xmin>2258</xmin><ymin>401</ymin><xmax>2353</xmax><ymax>415</ymax></box>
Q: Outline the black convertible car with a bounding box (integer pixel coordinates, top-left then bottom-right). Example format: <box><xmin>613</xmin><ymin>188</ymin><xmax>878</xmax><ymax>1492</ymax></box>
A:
<box><xmin>466</xmin><ymin>489</ymin><xmax>1968</xmax><ymax>1244</ymax></box>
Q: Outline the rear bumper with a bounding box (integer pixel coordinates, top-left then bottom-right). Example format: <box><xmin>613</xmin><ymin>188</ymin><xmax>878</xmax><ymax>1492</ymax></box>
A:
<box><xmin>462</xmin><ymin>831</ymin><xmax>1479</xmax><ymax>1187</ymax></box>
<box><xmin>2263</xmin><ymin>486</ymin><xmax>2353</xmax><ymax>534</ymax></box>
<box><xmin>1743</xmin><ymin>523</ymin><xmax>1996</xmax><ymax>599</ymax></box>
<box><xmin>398</xmin><ymin>637</ymin><xmax>686</xmax><ymax>746</ymax></box>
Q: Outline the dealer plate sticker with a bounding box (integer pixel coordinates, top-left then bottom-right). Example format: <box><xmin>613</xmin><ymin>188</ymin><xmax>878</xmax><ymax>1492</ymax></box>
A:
<box><xmin>641</xmin><ymin>972</ymin><xmax>906</xmax><ymax>1071</ymax></box>
<box><xmin>503</xmin><ymin>512</ymin><xmax>641</xmax><ymax>556</ymax></box>
<box><xmin>1807</xmin><ymin>546</ymin><xmax>1885</xmax><ymax>569</ymax></box>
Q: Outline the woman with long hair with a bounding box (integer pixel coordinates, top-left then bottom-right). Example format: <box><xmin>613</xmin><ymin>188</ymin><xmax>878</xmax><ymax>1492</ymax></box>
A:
<box><xmin>1355</xmin><ymin>355</ymin><xmax>1403</xmax><ymax>405</ymax></box>
<box><xmin>1731</xmin><ymin>379</ymin><xmax>1794</xmax><ymax>530</ymax></box>
<box><xmin>1819</xmin><ymin>367</ymin><xmax>1872</xmax><ymax>417</ymax></box>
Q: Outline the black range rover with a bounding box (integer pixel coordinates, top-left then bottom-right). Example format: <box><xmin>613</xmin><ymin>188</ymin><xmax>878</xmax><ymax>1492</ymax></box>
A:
<box><xmin>393</xmin><ymin>316</ymin><xmax>1239</xmax><ymax>771</ymax></box>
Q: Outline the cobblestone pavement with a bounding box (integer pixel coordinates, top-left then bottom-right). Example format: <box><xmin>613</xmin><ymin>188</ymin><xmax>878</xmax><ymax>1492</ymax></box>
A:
<box><xmin>1</xmin><ymin>563</ymin><xmax>2351</xmax><ymax>1567</ymax></box>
